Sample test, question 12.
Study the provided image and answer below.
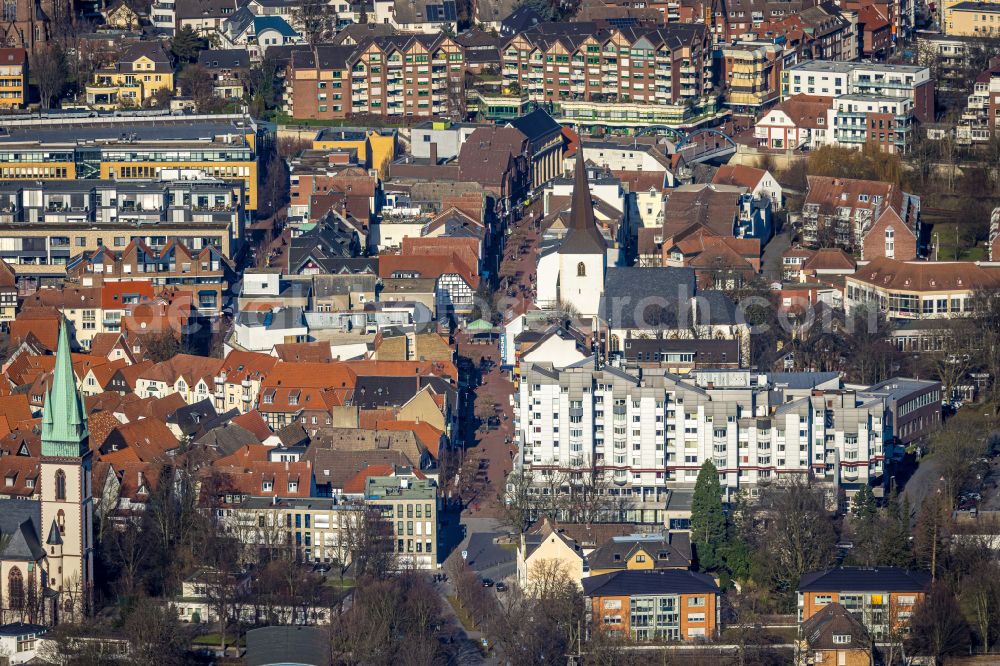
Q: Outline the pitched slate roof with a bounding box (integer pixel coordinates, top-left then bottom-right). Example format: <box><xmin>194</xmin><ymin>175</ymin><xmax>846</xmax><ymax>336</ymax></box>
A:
<box><xmin>587</xmin><ymin>532</ymin><xmax>692</xmax><ymax>571</ymax></box>
<box><xmin>559</xmin><ymin>147</ymin><xmax>608</xmax><ymax>256</ymax></box>
<box><xmin>507</xmin><ymin>108</ymin><xmax>561</xmax><ymax>144</ymax></box>
<box><xmin>306</xmin><ymin>448</ymin><xmax>414</xmax><ymax>491</ymax></box>
<box><xmin>600</xmin><ymin>267</ymin><xmax>696</xmax><ymax>329</ymax></box>
<box><xmin>457</xmin><ymin>126</ymin><xmax>528</xmax><ymax>189</ymax></box>
<box><xmin>801</xmin><ymin>602</ymin><xmax>872</xmax><ymax>651</ymax></box>
<box><xmin>197</xmin><ymin>49</ymin><xmax>250</xmax><ymax>70</ymax></box>
<box><xmin>0</xmin><ymin>499</ymin><xmax>44</xmax><ymax>561</ymax></box>
<box><xmin>582</xmin><ymin>570</ymin><xmax>720</xmax><ymax>597</ymax></box>
<box><xmin>798</xmin><ymin>567</ymin><xmax>931</xmax><ymax>593</ymax></box>
<box><xmin>254</xmin><ymin>16</ymin><xmax>298</xmax><ymax>37</ymax></box>
<box><xmin>662</xmin><ymin>185</ymin><xmax>740</xmax><ymax>241</ymax></box>
<box><xmin>245</xmin><ymin>626</ymin><xmax>330</xmax><ymax>666</ymax></box>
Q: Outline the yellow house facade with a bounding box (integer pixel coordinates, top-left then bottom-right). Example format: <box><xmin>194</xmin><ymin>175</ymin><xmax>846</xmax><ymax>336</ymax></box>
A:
<box><xmin>517</xmin><ymin>520</ymin><xmax>586</xmax><ymax>594</ymax></box>
<box><xmin>313</xmin><ymin>128</ymin><xmax>396</xmax><ymax>177</ymax></box>
<box><xmin>86</xmin><ymin>42</ymin><xmax>175</xmax><ymax>110</ymax></box>
<box><xmin>0</xmin><ymin>48</ymin><xmax>27</xmax><ymax>108</ymax></box>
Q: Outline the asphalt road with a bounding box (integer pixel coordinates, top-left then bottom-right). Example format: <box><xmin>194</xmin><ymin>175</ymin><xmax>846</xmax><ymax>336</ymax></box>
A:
<box><xmin>761</xmin><ymin>225</ymin><xmax>792</xmax><ymax>284</ymax></box>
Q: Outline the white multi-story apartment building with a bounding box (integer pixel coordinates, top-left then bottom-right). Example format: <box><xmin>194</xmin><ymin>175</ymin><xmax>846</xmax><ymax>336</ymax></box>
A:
<box><xmin>515</xmin><ymin>363</ymin><xmax>926</xmax><ymax>522</ymax></box>
<box><xmin>781</xmin><ymin>61</ymin><xmax>933</xmax><ymax>123</ymax></box>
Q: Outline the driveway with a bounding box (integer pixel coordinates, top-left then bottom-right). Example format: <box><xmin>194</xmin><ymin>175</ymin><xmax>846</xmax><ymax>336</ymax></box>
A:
<box><xmin>463</xmin><ymin>531</ymin><xmax>517</xmax><ymax>584</ymax></box>
<box><xmin>900</xmin><ymin>454</ymin><xmax>943</xmax><ymax>527</ymax></box>
<box><xmin>761</xmin><ymin>226</ymin><xmax>792</xmax><ymax>284</ymax></box>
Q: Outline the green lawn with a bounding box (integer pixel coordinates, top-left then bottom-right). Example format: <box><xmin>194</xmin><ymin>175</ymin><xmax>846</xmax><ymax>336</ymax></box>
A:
<box><xmin>325</xmin><ymin>577</ymin><xmax>356</xmax><ymax>588</ymax></box>
<box><xmin>932</xmin><ymin>223</ymin><xmax>986</xmax><ymax>261</ymax></box>
<box><xmin>447</xmin><ymin>595</ymin><xmax>478</xmax><ymax>632</ymax></box>
<box><xmin>192</xmin><ymin>633</ymin><xmax>245</xmax><ymax>647</ymax></box>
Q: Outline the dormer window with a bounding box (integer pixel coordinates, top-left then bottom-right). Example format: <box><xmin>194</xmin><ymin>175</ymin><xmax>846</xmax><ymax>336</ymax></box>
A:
<box><xmin>832</xmin><ymin>634</ymin><xmax>851</xmax><ymax>644</ymax></box>
<box><xmin>5</xmin><ymin>476</ymin><xmax>13</xmax><ymax>487</ymax></box>
<box><xmin>288</xmin><ymin>481</ymin><xmax>298</xmax><ymax>493</ymax></box>
<box><xmin>262</xmin><ymin>480</ymin><xmax>273</xmax><ymax>492</ymax></box>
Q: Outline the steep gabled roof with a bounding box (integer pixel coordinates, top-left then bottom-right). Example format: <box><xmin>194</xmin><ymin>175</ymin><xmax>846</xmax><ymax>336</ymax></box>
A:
<box><xmin>801</xmin><ymin>602</ymin><xmax>872</xmax><ymax>651</ymax></box>
<box><xmin>559</xmin><ymin>147</ymin><xmax>608</xmax><ymax>256</ymax></box>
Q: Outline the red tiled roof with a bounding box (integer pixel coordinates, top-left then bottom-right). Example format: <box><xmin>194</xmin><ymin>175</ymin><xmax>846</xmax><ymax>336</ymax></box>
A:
<box><xmin>100</xmin><ymin>448</ymin><xmax>142</xmax><ymax>465</ymax></box>
<box><xmin>0</xmin><ymin>456</ymin><xmax>40</xmax><ymax>498</ymax></box>
<box><xmin>105</xmin><ymin>417</ymin><xmax>179</xmax><ymax>462</ymax></box>
<box><xmin>0</xmin><ymin>48</ymin><xmax>26</xmax><ymax>66</ymax></box>
<box><xmin>401</xmin><ymin>236</ymin><xmax>480</xmax><ymax>272</ymax></box>
<box><xmin>9</xmin><ymin>309</ymin><xmax>61</xmax><ymax>352</ymax></box>
<box><xmin>258</xmin><ymin>361</ymin><xmax>357</xmax><ymax>414</ymax></box>
<box><xmin>139</xmin><ymin>353</ymin><xmax>223</xmax><ymax>387</ymax></box>
<box><xmin>0</xmin><ymin>426</ymin><xmax>39</xmax><ymax>457</ymax></box>
<box><xmin>101</xmin><ymin>281</ymin><xmax>155</xmax><ymax>310</ymax></box>
<box><xmin>713</xmin><ymin>164</ymin><xmax>767</xmax><ymax>190</ymax></box>
<box><xmin>376</xmin><ymin>419</ymin><xmax>444</xmax><ymax>459</ymax></box>
<box><xmin>803</xmin><ymin>248</ymin><xmax>857</xmax><ymax>272</ymax></box>
<box><xmin>342</xmin><ymin>464</ymin><xmax>426</xmax><ymax>494</ymax></box>
<box><xmin>88</xmin><ymin>332</ymin><xmax>125</xmax><ymax>359</ymax></box>
<box><xmin>20</xmin><ymin>286</ymin><xmax>101</xmax><ymax>310</ymax></box>
<box><xmin>378</xmin><ymin>253</ymin><xmax>480</xmax><ymax>289</ymax></box>
<box><xmin>115</xmin><ymin>462</ymin><xmax>161</xmax><ymax>501</ymax></box>
<box><xmin>769</xmin><ymin>94</ymin><xmax>834</xmax><ymax>129</ymax></box>
<box><xmin>805</xmin><ymin>175</ymin><xmax>903</xmax><ymax>216</ymax></box>
<box><xmin>0</xmin><ymin>395</ymin><xmax>32</xmax><ymax>430</ymax></box>
<box><xmin>219</xmin><ymin>350</ymin><xmax>279</xmax><ymax>382</ymax></box>
<box><xmin>231</xmin><ymin>411</ymin><xmax>273</xmax><ymax>442</ymax></box>
<box><xmin>272</xmin><ymin>342</ymin><xmax>333</xmax><ymax>363</ymax></box>
<box><xmin>213</xmin><ymin>443</ymin><xmax>271</xmax><ymax>467</ymax></box>
<box><xmin>615</xmin><ymin>170</ymin><xmax>670</xmax><ymax>194</ymax></box>
<box><xmin>343</xmin><ymin>359</ymin><xmax>458</xmax><ymax>382</ymax></box>
<box><xmin>359</xmin><ymin>408</ymin><xmax>395</xmax><ymax>430</ymax></box>
<box><xmin>211</xmin><ymin>460</ymin><xmax>313</xmax><ymax>499</ymax></box>
<box><xmin>850</xmin><ymin>258</ymin><xmax>1000</xmax><ymax>292</ymax></box>
<box><xmin>87</xmin><ymin>410</ymin><xmax>123</xmax><ymax>450</ymax></box>
<box><xmin>858</xmin><ymin>3</ymin><xmax>890</xmax><ymax>29</ymax></box>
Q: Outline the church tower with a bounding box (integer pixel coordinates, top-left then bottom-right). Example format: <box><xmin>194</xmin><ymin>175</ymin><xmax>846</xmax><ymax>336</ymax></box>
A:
<box><xmin>556</xmin><ymin>146</ymin><xmax>607</xmax><ymax>319</ymax></box>
<box><xmin>39</xmin><ymin>319</ymin><xmax>93</xmax><ymax>619</ymax></box>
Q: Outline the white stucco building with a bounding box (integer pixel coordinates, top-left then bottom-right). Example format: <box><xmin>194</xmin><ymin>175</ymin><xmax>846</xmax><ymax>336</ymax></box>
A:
<box><xmin>536</xmin><ymin>148</ymin><xmax>609</xmax><ymax>320</ymax></box>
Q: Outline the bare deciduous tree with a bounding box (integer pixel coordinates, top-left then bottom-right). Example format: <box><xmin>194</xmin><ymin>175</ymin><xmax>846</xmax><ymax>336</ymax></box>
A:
<box><xmin>744</xmin><ymin>479</ymin><xmax>837</xmax><ymax>609</ymax></box>
<box><xmin>907</xmin><ymin>583</ymin><xmax>971</xmax><ymax>666</ymax></box>
<box><xmin>33</xmin><ymin>45</ymin><xmax>68</xmax><ymax>110</ymax></box>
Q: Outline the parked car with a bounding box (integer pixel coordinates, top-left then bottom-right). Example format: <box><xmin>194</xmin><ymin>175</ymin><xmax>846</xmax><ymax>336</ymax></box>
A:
<box><xmin>482</xmin><ymin>578</ymin><xmax>494</xmax><ymax>587</ymax></box>
<box><xmin>495</xmin><ymin>582</ymin><xmax>507</xmax><ymax>592</ymax></box>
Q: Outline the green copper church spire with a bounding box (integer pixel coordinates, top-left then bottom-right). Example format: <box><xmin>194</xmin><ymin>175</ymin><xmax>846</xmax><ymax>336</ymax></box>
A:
<box><xmin>41</xmin><ymin>318</ymin><xmax>89</xmax><ymax>458</ymax></box>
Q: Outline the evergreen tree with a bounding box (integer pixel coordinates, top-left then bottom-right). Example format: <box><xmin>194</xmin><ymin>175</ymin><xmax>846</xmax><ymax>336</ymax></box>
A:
<box><xmin>851</xmin><ymin>485</ymin><xmax>877</xmax><ymax>520</ymax></box>
<box><xmin>171</xmin><ymin>25</ymin><xmax>206</xmax><ymax>64</ymax></box>
<box><xmin>878</xmin><ymin>488</ymin><xmax>915</xmax><ymax>568</ymax></box>
<box><xmin>690</xmin><ymin>461</ymin><xmax>727</xmax><ymax>571</ymax></box>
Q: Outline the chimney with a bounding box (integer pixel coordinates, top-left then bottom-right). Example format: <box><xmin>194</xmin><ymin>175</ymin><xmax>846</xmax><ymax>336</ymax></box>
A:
<box><xmin>429</xmin><ymin>142</ymin><xmax>438</xmax><ymax>165</ymax></box>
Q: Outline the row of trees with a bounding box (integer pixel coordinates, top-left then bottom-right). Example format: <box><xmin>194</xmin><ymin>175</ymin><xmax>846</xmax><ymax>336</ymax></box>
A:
<box><xmin>498</xmin><ymin>467</ymin><xmax>637</xmax><ymax>533</ymax></box>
